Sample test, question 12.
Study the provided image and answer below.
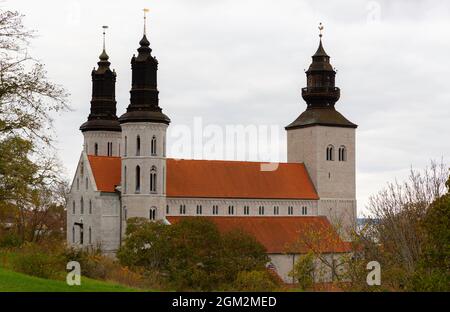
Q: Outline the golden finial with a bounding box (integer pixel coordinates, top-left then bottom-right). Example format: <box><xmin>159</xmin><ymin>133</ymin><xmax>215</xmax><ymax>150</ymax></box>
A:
<box><xmin>318</xmin><ymin>22</ymin><xmax>324</xmax><ymax>38</ymax></box>
<box><xmin>143</xmin><ymin>8</ymin><xmax>150</xmax><ymax>35</ymax></box>
<box><xmin>102</xmin><ymin>25</ymin><xmax>108</xmax><ymax>50</ymax></box>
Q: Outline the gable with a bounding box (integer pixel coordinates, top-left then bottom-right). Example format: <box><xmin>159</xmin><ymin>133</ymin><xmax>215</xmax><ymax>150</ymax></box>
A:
<box><xmin>87</xmin><ymin>155</ymin><xmax>121</xmax><ymax>193</ymax></box>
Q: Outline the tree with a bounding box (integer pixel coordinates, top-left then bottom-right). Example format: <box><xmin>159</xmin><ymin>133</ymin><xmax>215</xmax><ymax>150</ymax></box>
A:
<box><xmin>289</xmin><ymin>252</ymin><xmax>315</xmax><ymax>291</ymax></box>
<box><xmin>118</xmin><ymin>217</ymin><xmax>270</xmax><ymax>291</ymax></box>
<box><xmin>347</xmin><ymin>161</ymin><xmax>449</xmax><ymax>291</ymax></box>
<box><xmin>0</xmin><ymin>8</ymin><xmax>68</xmax><ymax>244</ymax></box>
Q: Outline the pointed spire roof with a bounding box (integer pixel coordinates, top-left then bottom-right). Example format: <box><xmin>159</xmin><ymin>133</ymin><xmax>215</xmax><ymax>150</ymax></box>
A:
<box><xmin>313</xmin><ymin>38</ymin><xmax>329</xmax><ymax>57</ymax></box>
<box><xmin>119</xmin><ymin>10</ymin><xmax>170</xmax><ymax>125</ymax></box>
<box><xmin>80</xmin><ymin>25</ymin><xmax>120</xmax><ymax>133</ymax></box>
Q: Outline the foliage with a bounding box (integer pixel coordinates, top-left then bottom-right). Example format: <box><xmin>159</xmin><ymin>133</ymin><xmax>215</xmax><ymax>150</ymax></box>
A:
<box><xmin>232</xmin><ymin>270</ymin><xmax>279</xmax><ymax>292</ymax></box>
<box><xmin>348</xmin><ymin>161</ymin><xmax>450</xmax><ymax>291</ymax></box>
<box><xmin>289</xmin><ymin>252</ymin><xmax>315</xmax><ymax>291</ymax></box>
<box><xmin>118</xmin><ymin>217</ymin><xmax>270</xmax><ymax>291</ymax></box>
<box><xmin>0</xmin><ymin>8</ymin><xmax>69</xmax><ymax>245</ymax></box>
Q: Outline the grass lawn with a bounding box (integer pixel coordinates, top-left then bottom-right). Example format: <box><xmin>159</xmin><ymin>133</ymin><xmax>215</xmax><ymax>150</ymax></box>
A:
<box><xmin>0</xmin><ymin>267</ymin><xmax>142</xmax><ymax>292</ymax></box>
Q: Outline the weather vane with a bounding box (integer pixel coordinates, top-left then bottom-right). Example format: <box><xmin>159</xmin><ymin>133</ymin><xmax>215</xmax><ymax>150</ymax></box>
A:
<box><xmin>102</xmin><ymin>25</ymin><xmax>108</xmax><ymax>50</ymax></box>
<box><xmin>143</xmin><ymin>8</ymin><xmax>150</xmax><ymax>35</ymax></box>
<box><xmin>318</xmin><ymin>22</ymin><xmax>324</xmax><ymax>38</ymax></box>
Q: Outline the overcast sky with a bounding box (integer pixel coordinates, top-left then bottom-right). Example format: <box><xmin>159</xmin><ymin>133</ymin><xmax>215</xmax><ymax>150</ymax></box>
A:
<box><xmin>6</xmin><ymin>0</ymin><xmax>450</xmax><ymax>215</ymax></box>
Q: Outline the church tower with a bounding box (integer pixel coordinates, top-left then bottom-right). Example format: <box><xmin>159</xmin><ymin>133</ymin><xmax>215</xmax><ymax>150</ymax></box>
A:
<box><xmin>119</xmin><ymin>11</ymin><xmax>170</xmax><ymax>224</ymax></box>
<box><xmin>80</xmin><ymin>26</ymin><xmax>121</xmax><ymax>156</ymax></box>
<box><xmin>286</xmin><ymin>24</ymin><xmax>357</xmax><ymax>232</ymax></box>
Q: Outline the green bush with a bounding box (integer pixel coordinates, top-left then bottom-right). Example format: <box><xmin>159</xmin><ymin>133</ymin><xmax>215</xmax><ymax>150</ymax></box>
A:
<box><xmin>13</xmin><ymin>251</ymin><xmax>63</xmax><ymax>279</ymax></box>
<box><xmin>232</xmin><ymin>270</ymin><xmax>279</xmax><ymax>292</ymax></box>
<box><xmin>0</xmin><ymin>232</ymin><xmax>22</xmax><ymax>248</ymax></box>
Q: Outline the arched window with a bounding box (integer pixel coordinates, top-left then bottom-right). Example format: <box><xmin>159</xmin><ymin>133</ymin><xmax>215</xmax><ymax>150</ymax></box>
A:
<box><xmin>72</xmin><ymin>201</ymin><xmax>76</xmax><ymax>214</ymax></box>
<box><xmin>89</xmin><ymin>200</ymin><xmax>92</xmax><ymax>214</ymax></box>
<box><xmin>150</xmin><ymin>166</ymin><xmax>157</xmax><ymax>193</ymax></box>
<box><xmin>80</xmin><ymin>197</ymin><xmax>84</xmax><ymax>214</ymax></box>
<box><xmin>72</xmin><ymin>226</ymin><xmax>75</xmax><ymax>243</ymax></box>
<box><xmin>89</xmin><ymin>227</ymin><xmax>92</xmax><ymax>244</ymax></box>
<box><xmin>80</xmin><ymin>226</ymin><xmax>84</xmax><ymax>245</ymax></box>
<box><xmin>124</xmin><ymin>136</ymin><xmax>128</xmax><ymax>156</ymax></box>
<box><xmin>135</xmin><ymin>166</ymin><xmax>141</xmax><ymax>193</ymax></box>
<box><xmin>136</xmin><ymin>136</ymin><xmax>141</xmax><ymax>156</ymax></box>
<box><xmin>338</xmin><ymin>145</ymin><xmax>347</xmax><ymax>162</ymax></box>
<box><xmin>149</xmin><ymin>207</ymin><xmax>156</xmax><ymax>220</ymax></box>
<box><xmin>85</xmin><ymin>177</ymin><xmax>88</xmax><ymax>190</ymax></box>
<box><xmin>151</xmin><ymin>135</ymin><xmax>157</xmax><ymax>156</ymax></box>
<box><xmin>80</xmin><ymin>161</ymin><xmax>84</xmax><ymax>176</ymax></box>
<box><xmin>94</xmin><ymin>143</ymin><xmax>99</xmax><ymax>156</ymax></box>
<box><xmin>124</xmin><ymin>166</ymin><xmax>127</xmax><ymax>194</ymax></box>
<box><xmin>326</xmin><ymin>145</ymin><xmax>334</xmax><ymax>161</ymax></box>
<box><xmin>258</xmin><ymin>206</ymin><xmax>265</xmax><ymax>215</ymax></box>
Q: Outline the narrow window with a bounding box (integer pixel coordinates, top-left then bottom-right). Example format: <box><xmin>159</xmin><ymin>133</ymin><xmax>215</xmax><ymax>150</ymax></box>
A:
<box><xmin>135</xmin><ymin>166</ymin><xmax>141</xmax><ymax>193</ymax></box>
<box><xmin>196</xmin><ymin>205</ymin><xmax>202</xmax><ymax>215</ymax></box>
<box><xmin>259</xmin><ymin>206</ymin><xmax>265</xmax><ymax>215</ymax></box>
<box><xmin>94</xmin><ymin>143</ymin><xmax>98</xmax><ymax>156</ymax></box>
<box><xmin>274</xmin><ymin>206</ymin><xmax>279</xmax><ymax>215</ymax></box>
<box><xmin>80</xmin><ymin>227</ymin><xmax>84</xmax><ymax>245</ymax></box>
<box><xmin>76</xmin><ymin>178</ymin><xmax>79</xmax><ymax>190</ymax></box>
<box><xmin>72</xmin><ymin>201</ymin><xmax>76</xmax><ymax>214</ymax></box>
<box><xmin>72</xmin><ymin>226</ymin><xmax>75</xmax><ymax>243</ymax></box>
<box><xmin>89</xmin><ymin>227</ymin><xmax>92</xmax><ymax>244</ymax></box>
<box><xmin>228</xmin><ymin>205</ymin><xmax>234</xmax><ymax>215</ymax></box>
<box><xmin>179</xmin><ymin>205</ymin><xmax>186</xmax><ymax>215</ymax></box>
<box><xmin>212</xmin><ymin>205</ymin><xmax>218</xmax><ymax>215</ymax></box>
<box><xmin>151</xmin><ymin>135</ymin><xmax>157</xmax><ymax>156</ymax></box>
<box><xmin>80</xmin><ymin>161</ymin><xmax>84</xmax><ymax>176</ymax></box>
<box><xmin>89</xmin><ymin>200</ymin><xmax>92</xmax><ymax>214</ymax></box>
<box><xmin>85</xmin><ymin>177</ymin><xmax>88</xmax><ymax>190</ymax></box>
<box><xmin>124</xmin><ymin>136</ymin><xmax>128</xmax><ymax>156</ymax></box>
<box><xmin>124</xmin><ymin>206</ymin><xmax>127</xmax><ymax>220</ymax></box>
<box><xmin>149</xmin><ymin>207</ymin><xmax>156</xmax><ymax>220</ymax></box>
<box><xmin>326</xmin><ymin>145</ymin><xmax>334</xmax><ymax>161</ymax></box>
<box><xmin>124</xmin><ymin>166</ymin><xmax>127</xmax><ymax>194</ymax></box>
<box><xmin>288</xmin><ymin>206</ymin><xmax>293</xmax><ymax>215</ymax></box>
<box><xmin>136</xmin><ymin>136</ymin><xmax>141</xmax><ymax>156</ymax></box>
<box><xmin>243</xmin><ymin>206</ymin><xmax>249</xmax><ymax>215</ymax></box>
<box><xmin>339</xmin><ymin>145</ymin><xmax>346</xmax><ymax>162</ymax></box>
<box><xmin>80</xmin><ymin>197</ymin><xmax>84</xmax><ymax>214</ymax></box>
<box><xmin>166</xmin><ymin>205</ymin><xmax>169</xmax><ymax>214</ymax></box>
<box><xmin>150</xmin><ymin>166</ymin><xmax>157</xmax><ymax>193</ymax></box>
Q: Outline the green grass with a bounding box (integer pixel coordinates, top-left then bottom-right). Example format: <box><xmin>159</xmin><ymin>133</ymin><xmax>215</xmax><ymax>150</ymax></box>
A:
<box><xmin>0</xmin><ymin>267</ymin><xmax>142</xmax><ymax>292</ymax></box>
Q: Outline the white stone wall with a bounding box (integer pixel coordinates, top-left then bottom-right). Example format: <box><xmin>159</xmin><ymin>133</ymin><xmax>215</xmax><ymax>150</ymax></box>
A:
<box><xmin>166</xmin><ymin>197</ymin><xmax>318</xmax><ymax>216</ymax></box>
<box><xmin>269</xmin><ymin>253</ymin><xmax>347</xmax><ymax>284</ymax></box>
<box><xmin>287</xmin><ymin>125</ymin><xmax>356</xmax><ymax>230</ymax></box>
<box><xmin>120</xmin><ymin>122</ymin><xmax>168</xmax><ymax>229</ymax></box>
<box><xmin>83</xmin><ymin>131</ymin><xmax>122</xmax><ymax>156</ymax></box>
<box><xmin>66</xmin><ymin>152</ymin><xmax>121</xmax><ymax>254</ymax></box>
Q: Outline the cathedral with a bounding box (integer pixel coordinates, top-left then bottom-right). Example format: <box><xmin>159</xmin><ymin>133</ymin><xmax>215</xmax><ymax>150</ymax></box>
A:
<box><xmin>67</xmin><ymin>20</ymin><xmax>357</xmax><ymax>283</ymax></box>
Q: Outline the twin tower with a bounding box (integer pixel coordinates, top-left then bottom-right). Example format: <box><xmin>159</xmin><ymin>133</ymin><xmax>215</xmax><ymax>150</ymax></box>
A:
<box><xmin>79</xmin><ymin>26</ymin><xmax>170</xmax><ymax>215</ymax></box>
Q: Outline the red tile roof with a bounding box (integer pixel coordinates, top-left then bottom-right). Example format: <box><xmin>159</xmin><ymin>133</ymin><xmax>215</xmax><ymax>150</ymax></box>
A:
<box><xmin>87</xmin><ymin>155</ymin><xmax>121</xmax><ymax>192</ymax></box>
<box><xmin>166</xmin><ymin>216</ymin><xmax>351</xmax><ymax>254</ymax></box>
<box><xmin>166</xmin><ymin>159</ymin><xmax>318</xmax><ymax>200</ymax></box>
<box><xmin>88</xmin><ymin>157</ymin><xmax>318</xmax><ymax>200</ymax></box>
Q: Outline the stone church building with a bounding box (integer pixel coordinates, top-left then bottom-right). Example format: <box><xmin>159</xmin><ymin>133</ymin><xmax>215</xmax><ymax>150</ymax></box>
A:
<box><xmin>67</xmin><ymin>22</ymin><xmax>357</xmax><ymax>283</ymax></box>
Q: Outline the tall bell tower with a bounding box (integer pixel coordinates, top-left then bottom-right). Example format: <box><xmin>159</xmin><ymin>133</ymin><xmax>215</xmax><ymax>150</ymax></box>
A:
<box><xmin>80</xmin><ymin>26</ymin><xmax>121</xmax><ymax>156</ymax></box>
<box><xmin>119</xmin><ymin>10</ymin><xmax>170</xmax><ymax>225</ymax></box>
<box><xmin>286</xmin><ymin>24</ymin><xmax>357</xmax><ymax>233</ymax></box>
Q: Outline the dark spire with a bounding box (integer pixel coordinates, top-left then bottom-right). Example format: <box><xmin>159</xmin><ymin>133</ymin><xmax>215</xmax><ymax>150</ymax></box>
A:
<box><xmin>119</xmin><ymin>10</ymin><xmax>170</xmax><ymax>124</ymax></box>
<box><xmin>286</xmin><ymin>23</ymin><xmax>357</xmax><ymax>130</ymax></box>
<box><xmin>80</xmin><ymin>26</ymin><xmax>121</xmax><ymax>132</ymax></box>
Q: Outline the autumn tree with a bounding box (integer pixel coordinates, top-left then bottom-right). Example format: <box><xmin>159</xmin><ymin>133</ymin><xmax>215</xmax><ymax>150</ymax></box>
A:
<box><xmin>0</xmin><ymin>9</ymin><xmax>68</xmax><ymax>244</ymax></box>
